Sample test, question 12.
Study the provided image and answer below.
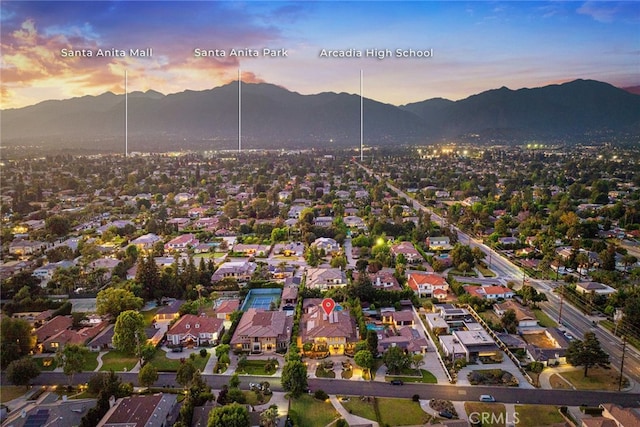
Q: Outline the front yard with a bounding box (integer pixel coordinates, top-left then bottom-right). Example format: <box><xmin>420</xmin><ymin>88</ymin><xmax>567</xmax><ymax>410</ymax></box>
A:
<box><xmin>149</xmin><ymin>351</ymin><xmax>210</xmax><ymax>372</ymax></box>
<box><xmin>288</xmin><ymin>394</ymin><xmax>339</xmax><ymax>427</ymax></box>
<box><xmin>100</xmin><ymin>350</ymin><xmax>139</xmax><ymax>372</ymax></box>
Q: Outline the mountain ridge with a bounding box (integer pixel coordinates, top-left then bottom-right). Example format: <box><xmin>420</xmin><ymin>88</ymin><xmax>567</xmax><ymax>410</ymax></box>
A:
<box><xmin>3</xmin><ymin>79</ymin><xmax>639</xmax><ymax>151</ymax></box>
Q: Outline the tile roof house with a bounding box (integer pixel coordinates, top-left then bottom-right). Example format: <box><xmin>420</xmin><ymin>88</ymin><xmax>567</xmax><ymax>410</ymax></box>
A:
<box><xmin>494</xmin><ymin>300</ymin><xmax>538</xmax><ymax>329</ymax></box>
<box><xmin>390</xmin><ymin>241</ymin><xmax>424</xmax><ymax>263</ymax></box>
<box><xmin>154</xmin><ymin>299</ymin><xmax>185</xmax><ymax>321</ymax></box>
<box><xmin>214</xmin><ymin>299</ymin><xmax>241</xmax><ymax>321</ymax></box>
<box><xmin>164</xmin><ymin>233</ymin><xmax>199</xmax><ymax>252</ymax></box>
<box><xmin>231</xmin><ymin>309</ymin><xmax>292</xmax><ymax>353</ymax></box>
<box><xmin>378</xmin><ymin>327</ymin><xmax>429</xmax><ymax>354</ymax></box>
<box><xmin>35</xmin><ymin>315</ymin><xmax>73</xmax><ymax>344</ymax></box>
<box><xmin>41</xmin><ymin>321</ymin><xmax>109</xmax><ymax>353</ymax></box>
<box><xmin>407</xmin><ymin>272</ymin><xmax>449</xmax><ymax>298</ymax></box>
<box><xmin>299</xmin><ymin>299</ymin><xmax>359</xmax><ymax>356</ymax></box>
<box><xmin>97</xmin><ymin>393</ymin><xmax>178</xmax><ymax>427</ymax></box>
<box><xmin>305</xmin><ymin>267</ymin><xmax>347</xmax><ymax>290</ymax></box>
<box><xmin>166</xmin><ymin>314</ymin><xmax>225</xmax><ymax>347</ymax></box>
<box><xmin>211</xmin><ymin>261</ymin><xmax>257</xmax><ymax>283</ymax></box>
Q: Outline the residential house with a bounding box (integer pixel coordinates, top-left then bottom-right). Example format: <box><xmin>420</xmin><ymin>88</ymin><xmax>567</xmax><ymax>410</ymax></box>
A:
<box><xmin>381</xmin><ymin>309</ymin><xmax>415</xmax><ymax>327</ymax></box>
<box><xmin>378</xmin><ymin>327</ymin><xmax>429</xmax><ymax>354</ymax></box>
<box><xmin>466</xmin><ymin>285</ymin><xmax>514</xmax><ymax>300</ymax></box>
<box><xmin>230</xmin><ymin>309</ymin><xmax>292</xmax><ymax>353</ymax></box>
<box><xmin>299</xmin><ymin>299</ymin><xmax>359</xmax><ymax>355</ymax></box>
<box><xmin>343</xmin><ymin>215</ymin><xmax>367</xmax><ymax>230</ymax></box>
<box><xmin>166</xmin><ymin>217</ymin><xmax>192</xmax><ymax>231</ymax></box>
<box><xmin>426</xmin><ymin>236</ymin><xmax>452</xmax><ymax>250</ymax></box>
<box><xmin>41</xmin><ymin>321</ymin><xmax>109</xmax><ymax>353</ymax></box>
<box><xmin>523</xmin><ymin>328</ymin><xmax>570</xmax><ymax>366</ymax></box>
<box><xmin>97</xmin><ymin>393</ymin><xmax>178</xmax><ymax>427</ymax></box>
<box><xmin>166</xmin><ymin>314</ymin><xmax>225</xmax><ymax>347</ymax></box>
<box><xmin>305</xmin><ymin>267</ymin><xmax>348</xmax><ymax>290</ymax></box>
<box><xmin>313</xmin><ymin>216</ymin><xmax>334</xmax><ymax>227</ymax></box>
<box><xmin>355</xmin><ymin>268</ymin><xmax>401</xmax><ymax>291</ymax></box>
<box><xmin>439</xmin><ymin>329</ymin><xmax>499</xmax><ymax>362</ymax></box>
<box><xmin>390</xmin><ymin>242</ymin><xmax>424</xmax><ymax>263</ymax></box>
<box><xmin>596</xmin><ymin>403</ymin><xmax>640</xmax><ymax>427</ymax></box>
<box><xmin>9</xmin><ymin>239</ymin><xmax>44</xmax><ymax>257</ymax></box>
<box><xmin>493</xmin><ymin>300</ymin><xmax>538</xmax><ymax>330</ymax></box>
<box><xmin>32</xmin><ymin>260</ymin><xmax>75</xmax><ymax>282</ymax></box>
<box><xmin>1</xmin><ymin>398</ymin><xmax>97</xmax><ymax>427</ymax></box>
<box><xmin>311</xmin><ymin>237</ymin><xmax>340</xmax><ymax>253</ymax></box>
<box><xmin>164</xmin><ymin>234</ymin><xmax>199</xmax><ymax>252</ymax></box>
<box><xmin>211</xmin><ymin>261</ymin><xmax>257</xmax><ymax>283</ymax></box>
<box><xmin>282</xmin><ymin>286</ymin><xmax>298</xmax><ymax>309</ymax></box>
<box><xmin>576</xmin><ymin>282</ymin><xmax>616</xmax><ymax>296</ymax></box>
<box><xmin>233</xmin><ymin>243</ymin><xmax>270</xmax><ymax>257</ymax></box>
<box><xmin>35</xmin><ymin>315</ymin><xmax>73</xmax><ymax>347</ymax></box>
<box><xmin>130</xmin><ymin>233</ymin><xmax>161</xmax><ymax>251</ymax></box>
<box><xmin>214</xmin><ymin>299</ymin><xmax>240</xmax><ymax>322</ymax></box>
<box><xmin>154</xmin><ymin>299</ymin><xmax>185</xmax><ymax>321</ymax></box>
<box><xmin>407</xmin><ymin>272</ymin><xmax>449</xmax><ymax>298</ymax></box>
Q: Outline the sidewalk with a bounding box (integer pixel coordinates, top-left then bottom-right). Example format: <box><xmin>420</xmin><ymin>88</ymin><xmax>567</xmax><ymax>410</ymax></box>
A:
<box><xmin>329</xmin><ymin>395</ymin><xmax>379</xmax><ymax>427</ymax></box>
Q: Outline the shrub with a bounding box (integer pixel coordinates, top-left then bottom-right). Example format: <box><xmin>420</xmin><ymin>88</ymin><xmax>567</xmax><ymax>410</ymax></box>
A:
<box><xmin>412</xmin><ymin>394</ymin><xmax>420</xmax><ymax>402</ymax></box>
<box><xmin>199</xmin><ymin>348</ymin><xmax>208</xmax><ymax>358</ymax></box>
<box><xmin>314</xmin><ymin>389</ymin><xmax>329</xmax><ymax>401</ymax></box>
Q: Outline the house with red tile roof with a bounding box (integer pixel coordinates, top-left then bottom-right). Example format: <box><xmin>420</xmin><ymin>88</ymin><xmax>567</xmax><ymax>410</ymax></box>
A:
<box><xmin>41</xmin><ymin>321</ymin><xmax>109</xmax><ymax>352</ymax></box>
<box><xmin>407</xmin><ymin>272</ymin><xmax>449</xmax><ymax>298</ymax></box>
<box><xmin>166</xmin><ymin>314</ymin><xmax>225</xmax><ymax>347</ymax></box>
<box><xmin>35</xmin><ymin>315</ymin><xmax>73</xmax><ymax>346</ymax></box>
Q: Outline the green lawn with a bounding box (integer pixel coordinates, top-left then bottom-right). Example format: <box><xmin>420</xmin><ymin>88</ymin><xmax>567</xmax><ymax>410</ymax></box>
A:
<box><xmin>562</xmin><ymin>366</ymin><xmax>627</xmax><ymax>391</ymax></box>
<box><xmin>340</xmin><ymin>396</ymin><xmax>377</xmax><ymax>422</ymax></box>
<box><xmin>477</xmin><ymin>264</ymin><xmax>496</xmax><ymax>277</ymax></box>
<box><xmin>244</xmin><ymin>390</ymin><xmax>272</xmax><ymax>406</ymax></box>
<box><xmin>377</xmin><ymin>398</ymin><xmax>431</xmax><ymax>426</ymax></box>
<box><xmin>82</xmin><ymin>351</ymin><xmax>99</xmax><ymax>371</ymax></box>
<box><xmin>515</xmin><ymin>405</ymin><xmax>565</xmax><ymax>425</ymax></box>
<box><xmin>100</xmin><ymin>350</ymin><xmax>139</xmax><ymax>372</ymax></box>
<box><xmin>149</xmin><ymin>351</ymin><xmax>210</xmax><ymax>372</ymax></box>
<box><xmin>236</xmin><ymin>359</ymin><xmax>277</xmax><ymax>376</ymax></box>
<box><xmin>464</xmin><ymin>402</ymin><xmax>506</xmax><ymax>427</ymax></box>
<box><xmin>34</xmin><ymin>357</ymin><xmax>57</xmax><ymax>371</ymax></box>
<box><xmin>289</xmin><ymin>394</ymin><xmax>339</xmax><ymax>427</ymax></box>
<box><xmin>0</xmin><ymin>386</ymin><xmax>29</xmax><ymax>403</ymax></box>
<box><xmin>533</xmin><ymin>309</ymin><xmax>557</xmax><ymax>328</ymax></box>
<box><xmin>386</xmin><ymin>369</ymin><xmax>437</xmax><ymax>383</ymax></box>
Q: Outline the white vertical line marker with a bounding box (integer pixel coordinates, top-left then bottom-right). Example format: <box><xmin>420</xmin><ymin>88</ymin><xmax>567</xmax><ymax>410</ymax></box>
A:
<box><xmin>360</xmin><ymin>69</ymin><xmax>363</xmax><ymax>162</ymax></box>
<box><xmin>238</xmin><ymin>69</ymin><xmax>242</xmax><ymax>153</ymax></box>
<box><xmin>125</xmin><ymin>69</ymin><xmax>128</xmax><ymax>157</ymax></box>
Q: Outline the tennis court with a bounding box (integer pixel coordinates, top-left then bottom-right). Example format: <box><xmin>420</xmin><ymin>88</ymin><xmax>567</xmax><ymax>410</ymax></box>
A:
<box><xmin>240</xmin><ymin>288</ymin><xmax>282</xmax><ymax>311</ymax></box>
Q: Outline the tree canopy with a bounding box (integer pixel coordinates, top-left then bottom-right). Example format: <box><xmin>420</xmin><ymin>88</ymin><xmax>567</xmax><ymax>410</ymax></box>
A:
<box><xmin>565</xmin><ymin>331</ymin><xmax>610</xmax><ymax>377</ymax></box>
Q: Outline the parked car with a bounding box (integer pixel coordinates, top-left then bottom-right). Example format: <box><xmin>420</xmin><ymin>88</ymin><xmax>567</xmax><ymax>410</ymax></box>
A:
<box><xmin>171</xmin><ymin>346</ymin><xmax>184</xmax><ymax>353</ymax></box>
<box><xmin>439</xmin><ymin>410</ymin><xmax>454</xmax><ymax>419</ymax></box>
<box><xmin>479</xmin><ymin>394</ymin><xmax>495</xmax><ymax>402</ymax></box>
<box><xmin>390</xmin><ymin>379</ymin><xmax>404</xmax><ymax>385</ymax></box>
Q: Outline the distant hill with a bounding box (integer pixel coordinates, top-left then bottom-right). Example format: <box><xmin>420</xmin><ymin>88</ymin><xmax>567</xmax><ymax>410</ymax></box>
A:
<box><xmin>3</xmin><ymin>79</ymin><xmax>639</xmax><ymax>151</ymax></box>
<box><xmin>401</xmin><ymin>79</ymin><xmax>640</xmax><ymax>139</ymax></box>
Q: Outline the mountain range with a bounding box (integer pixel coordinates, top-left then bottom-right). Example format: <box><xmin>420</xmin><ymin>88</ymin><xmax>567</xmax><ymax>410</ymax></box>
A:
<box><xmin>3</xmin><ymin>79</ymin><xmax>639</xmax><ymax>152</ymax></box>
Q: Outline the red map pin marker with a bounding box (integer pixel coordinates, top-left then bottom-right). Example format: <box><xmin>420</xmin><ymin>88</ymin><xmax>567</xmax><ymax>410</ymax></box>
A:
<box><xmin>321</xmin><ymin>298</ymin><xmax>336</xmax><ymax>316</ymax></box>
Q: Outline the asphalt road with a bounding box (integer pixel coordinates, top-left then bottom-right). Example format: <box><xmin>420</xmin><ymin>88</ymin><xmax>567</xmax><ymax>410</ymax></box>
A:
<box><xmin>21</xmin><ymin>372</ymin><xmax>640</xmax><ymax>408</ymax></box>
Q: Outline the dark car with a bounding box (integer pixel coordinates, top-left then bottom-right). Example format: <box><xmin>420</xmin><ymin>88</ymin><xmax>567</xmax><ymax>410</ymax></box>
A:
<box><xmin>390</xmin><ymin>379</ymin><xmax>403</xmax><ymax>385</ymax></box>
<box><xmin>171</xmin><ymin>346</ymin><xmax>184</xmax><ymax>353</ymax></box>
<box><xmin>439</xmin><ymin>410</ymin><xmax>454</xmax><ymax>419</ymax></box>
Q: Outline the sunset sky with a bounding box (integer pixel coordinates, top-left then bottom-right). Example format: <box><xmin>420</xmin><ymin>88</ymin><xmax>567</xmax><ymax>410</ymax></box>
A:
<box><xmin>2</xmin><ymin>1</ymin><xmax>638</xmax><ymax>109</ymax></box>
